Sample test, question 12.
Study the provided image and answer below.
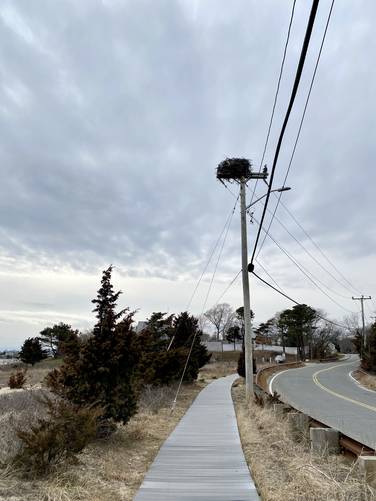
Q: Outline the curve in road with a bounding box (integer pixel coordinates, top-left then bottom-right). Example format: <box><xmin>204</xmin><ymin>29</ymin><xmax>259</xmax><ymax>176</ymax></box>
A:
<box><xmin>270</xmin><ymin>355</ymin><xmax>376</xmax><ymax>449</ymax></box>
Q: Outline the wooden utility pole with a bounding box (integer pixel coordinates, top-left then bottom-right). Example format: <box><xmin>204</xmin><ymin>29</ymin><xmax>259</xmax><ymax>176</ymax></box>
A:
<box><xmin>216</xmin><ymin>158</ymin><xmax>268</xmax><ymax>402</ymax></box>
<box><xmin>240</xmin><ymin>179</ymin><xmax>253</xmax><ymax>400</ymax></box>
<box><xmin>352</xmin><ymin>295</ymin><xmax>372</xmax><ymax>352</ymax></box>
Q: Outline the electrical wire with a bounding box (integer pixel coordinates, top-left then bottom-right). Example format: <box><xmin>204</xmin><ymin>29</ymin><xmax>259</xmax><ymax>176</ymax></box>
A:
<box><xmin>186</xmin><ymin>196</ymin><xmax>239</xmax><ymax>311</ymax></box>
<box><xmin>277</xmin><ymin>198</ymin><xmax>360</xmax><ymax>295</ymax></box>
<box><xmin>167</xmin><ymin>196</ymin><xmax>239</xmax><ymax>352</ymax></box>
<box><xmin>256</xmin><ymin>0</ymin><xmax>336</xmax><ymax>256</ymax></box>
<box><xmin>249</xmin><ymin>0</ymin><xmax>297</xmax><ymax>207</ymax></box>
<box><xmin>171</xmin><ymin>195</ymin><xmax>237</xmax><ymax>410</ymax></box>
<box><xmin>211</xmin><ymin>269</ymin><xmax>242</xmax><ymax>308</ymax></box>
<box><xmin>251</xmin><ymin>213</ymin><xmax>355</xmax><ymax>314</ymax></box>
<box><xmin>250</xmin><ymin>0</ymin><xmax>320</xmax><ymax>265</ymax></box>
<box><xmin>255</xmin><ymin>257</ymin><xmax>287</xmax><ymax>294</ymax></box>
<box><xmin>252</xmin><ymin>269</ymin><xmax>350</xmax><ymax>331</ymax></box>
<box><xmin>264</xmin><ymin>207</ymin><xmax>352</xmax><ymax>299</ymax></box>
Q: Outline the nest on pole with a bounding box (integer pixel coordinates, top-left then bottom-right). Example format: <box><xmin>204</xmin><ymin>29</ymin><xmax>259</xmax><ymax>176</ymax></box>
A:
<box><xmin>216</xmin><ymin>158</ymin><xmax>252</xmax><ymax>182</ymax></box>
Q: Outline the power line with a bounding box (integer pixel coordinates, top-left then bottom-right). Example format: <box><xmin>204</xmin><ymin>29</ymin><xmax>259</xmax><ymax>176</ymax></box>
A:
<box><xmin>255</xmin><ymin>257</ymin><xmax>287</xmax><ymax>294</ymax></box>
<box><xmin>264</xmin><ymin>207</ymin><xmax>352</xmax><ymax>299</ymax></box>
<box><xmin>250</xmin><ymin>0</ymin><xmax>320</xmax><ymax>265</ymax></box>
<box><xmin>211</xmin><ymin>270</ymin><xmax>242</xmax><ymax>308</ymax></box>
<box><xmin>256</xmin><ymin>0</ymin><xmax>336</xmax><ymax>256</ymax></box>
<box><xmin>251</xmin><ymin>213</ymin><xmax>355</xmax><ymax>314</ymax></box>
<box><xmin>277</xmin><ymin>198</ymin><xmax>360</xmax><ymax>295</ymax></box>
<box><xmin>249</xmin><ymin>0</ymin><xmax>297</xmax><ymax>207</ymax></box>
<box><xmin>185</xmin><ymin>196</ymin><xmax>239</xmax><ymax>311</ymax></box>
<box><xmin>201</xmin><ymin>202</ymin><xmax>236</xmax><ymax>312</ymax></box>
<box><xmin>171</xmin><ymin>195</ymin><xmax>237</xmax><ymax>409</ymax></box>
<box><xmin>252</xmin><ymin>269</ymin><xmax>350</xmax><ymax>331</ymax></box>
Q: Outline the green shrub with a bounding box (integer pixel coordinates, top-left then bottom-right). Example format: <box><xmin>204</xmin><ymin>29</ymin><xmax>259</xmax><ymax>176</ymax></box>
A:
<box><xmin>8</xmin><ymin>368</ymin><xmax>28</xmax><ymax>389</ymax></box>
<box><xmin>136</xmin><ymin>311</ymin><xmax>211</xmax><ymax>386</ymax></box>
<box><xmin>14</xmin><ymin>397</ymin><xmax>102</xmax><ymax>476</ymax></box>
<box><xmin>362</xmin><ymin>326</ymin><xmax>376</xmax><ymax>372</ymax></box>
<box><xmin>237</xmin><ymin>348</ymin><xmax>245</xmax><ymax>377</ymax></box>
<box><xmin>46</xmin><ymin>266</ymin><xmax>139</xmax><ymax>425</ymax></box>
<box><xmin>19</xmin><ymin>337</ymin><xmax>47</xmax><ymax>365</ymax></box>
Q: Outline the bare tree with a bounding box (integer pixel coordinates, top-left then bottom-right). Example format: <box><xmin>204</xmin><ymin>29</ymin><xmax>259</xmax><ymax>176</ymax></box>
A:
<box><xmin>204</xmin><ymin>303</ymin><xmax>234</xmax><ymax>341</ymax></box>
<box><xmin>311</xmin><ymin>323</ymin><xmax>341</xmax><ymax>359</ymax></box>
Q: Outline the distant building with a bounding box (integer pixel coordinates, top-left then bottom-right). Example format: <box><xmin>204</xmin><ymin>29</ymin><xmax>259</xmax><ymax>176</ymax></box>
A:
<box><xmin>135</xmin><ymin>321</ymin><xmax>148</xmax><ymax>334</ymax></box>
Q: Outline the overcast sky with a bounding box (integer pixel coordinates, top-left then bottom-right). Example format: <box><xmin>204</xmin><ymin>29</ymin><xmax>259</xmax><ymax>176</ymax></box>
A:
<box><xmin>1</xmin><ymin>0</ymin><xmax>375</xmax><ymax>349</ymax></box>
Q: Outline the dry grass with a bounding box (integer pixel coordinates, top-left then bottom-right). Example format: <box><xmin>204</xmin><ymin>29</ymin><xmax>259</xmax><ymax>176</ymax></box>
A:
<box><xmin>0</xmin><ymin>358</ymin><xmax>63</xmax><ymax>389</ymax></box>
<box><xmin>0</xmin><ymin>359</ymin><xmax>237</xmax><ymax>500</ymax></box>
<box><xmin>353</xmin><ymin>370</ymin><xmax>376</xmax><ymax>391</ymax></box>
<box><xmin>0</xmin><ymin>388</ymin><xmax>52</xmax><ymax>464</ymax></box>
<box><xmin>0</xmin><ymin>374</ymin><xmax>213</xmax><ymax>500</ymax></box>
<box><xmin>232</xmin><ymin>379</ymin><xmax>375</xmax><ymax>501</ymax></box>
<box><xmin>198</xmin><ymin>359</ymin><xmax>237</xmax><ymax>382</ymax></box>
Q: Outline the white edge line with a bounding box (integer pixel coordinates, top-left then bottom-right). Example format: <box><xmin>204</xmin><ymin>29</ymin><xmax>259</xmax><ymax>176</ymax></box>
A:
<box><xmin>268</xmin><ymin>369</ymin><xmax>290</xmax><ymax>395</ymax></box>
<box><xmin>348</xmin><ymin>370</ymin><xmax>376</xmax><ymax>394</ymax></box>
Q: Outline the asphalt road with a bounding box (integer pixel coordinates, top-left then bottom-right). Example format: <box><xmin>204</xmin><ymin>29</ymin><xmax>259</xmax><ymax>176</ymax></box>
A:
<box><xmin>270</xmin><ymin>355</ymin><xmax>376</xmax><ymax>449</ymax></box>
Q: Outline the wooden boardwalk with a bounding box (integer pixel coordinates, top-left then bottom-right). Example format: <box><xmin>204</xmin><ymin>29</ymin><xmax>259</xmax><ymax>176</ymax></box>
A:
<box><xmin>135</xmin><ymin>374</ymin><xmax>259</xmax><ymax>500</ymax></box>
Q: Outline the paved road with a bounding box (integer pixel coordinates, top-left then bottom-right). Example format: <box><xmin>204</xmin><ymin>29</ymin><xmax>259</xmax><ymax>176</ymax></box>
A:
<box><xmin>135</xmin><ymin>374</ymin><xmax>259</xmax><ymax>500</ymax></box>
<box><xmin>270</xmin><ymin>355</ymin><xmax>376</xmax><ymax>449</ymax></box>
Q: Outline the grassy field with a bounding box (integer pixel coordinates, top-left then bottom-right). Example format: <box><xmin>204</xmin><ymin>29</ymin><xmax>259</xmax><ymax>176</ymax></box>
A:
<box><xmin>232</xmin><ymin>379</ymin><xmax>374</xmax><ymax>501</ymax></box>
<box><xmin>0</xmin><ymin>358</ymin><xmax>236</xmax><ymax>500</ymax></box>
<box><xmin>0</xmin><ymin>358</ymin><xmax>63</xmax><ymax>389</ymax></box>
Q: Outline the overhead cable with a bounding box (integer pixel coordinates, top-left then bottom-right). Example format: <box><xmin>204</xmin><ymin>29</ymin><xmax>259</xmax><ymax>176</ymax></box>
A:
<box><xmin>249</xmin><ymin>0</ymin><xmax>297</xmax><ymax>207</ymax></box>
<box><xmin>277</xmin><ymin>198</ymin><xmax>359</xmax><ymax>295</ymax></box>
<box><xmin>250</xmin><ymin>0</ymin><xmax>320</xmax><ymax>265</ymax></box>
<box><xmin>264</xmin><ymin>207</ymin><xmax>352</xmax><ymax>299</ymax></box>
<box><xmin>251</xmin><ymin>213</ymin><xmax>355</xmax><ymax>314</ymax></box>
<box><xmin>186</xmin><ymin>196</ymin><xmax>239</xmax><ymax>311</ymax></box>
<box><xmin>252</xmin><ymin>269</ymin><xmax>350</xmax><ymax>331</ymax></box>
<box><xmin>171</xmin><ymin>195</ymin><xmax>237</xmax><ymax>409</ymax></box>
<box><xmin>256</xmin><ymin>0</ymin><xmax>336</xmax><ymax>256</ymax></box>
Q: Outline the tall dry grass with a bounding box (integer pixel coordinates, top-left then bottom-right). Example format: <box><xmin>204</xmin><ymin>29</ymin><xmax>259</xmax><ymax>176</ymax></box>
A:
<box><xmin>0</xmin><ymin>381</ymin><xmax>204</xmax><ymax>500</ymax></box>
<box><xmin>354</xmin><ymin>371</ymin><xmax>376</xmax><ymax>391</ymax></box>
<box><xmin>232</xmin><ymin>380</ymin><xmax>375</xmax><ymax>501</ymax></box>
<box><xmin>0</xmin><ymin>389</ymin><xmax>51</xmax><ymax>464</ymax></box>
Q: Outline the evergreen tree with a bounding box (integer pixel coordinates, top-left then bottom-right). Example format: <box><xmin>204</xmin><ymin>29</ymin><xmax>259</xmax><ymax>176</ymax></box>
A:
<box><xmin>19</xmin><ymin>337</ymin><xmax>46</xmax><ymax>365</ymax></box>
<box><xmin>226</xmin><ymin>325</ymin><xmax>242</xmax><ymax>349</ymax></box>
<box><xmin>277</xmin><ymin>305</ymin><xmax>319</xmax><ymax>360</ymax></box>
<box><xmin>237</xmin><ymin>348</ymin><xmax>256</xmax><ymax>377</ymax></box>
<box><xmin>362</xmin><ymin>323</ymin><xmax>376</xmax><ymax>372</ymax></box>
<box><xmin>39</xmin><ymin>323</ymin><xmax>79</xmax><ymax>357</ymax></box>
<box><xmin>47</xmin><ymin>266</ymin><xmax>139</xmax><ymax>424</ymax></box>
<box><xmin>172</xmin><ymin>312</ymin><xmax>211</xmax><ymax>381</ymax></box>
<box><xmin>137</xmin><ymin>311</ymin><xmax>211</xmax><ymax>385</ymax></box>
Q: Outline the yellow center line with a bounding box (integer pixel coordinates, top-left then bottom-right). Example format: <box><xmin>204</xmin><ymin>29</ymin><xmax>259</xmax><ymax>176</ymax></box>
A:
<box><xmin>312</xmin><ymin>362</ymin><xmax>376</xmax><ymax>413</ymax></box>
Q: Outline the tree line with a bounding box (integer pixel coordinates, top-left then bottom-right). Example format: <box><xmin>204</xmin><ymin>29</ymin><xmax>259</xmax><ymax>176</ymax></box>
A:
<box><xmin>19</xmin><ymin>266</ymin><xmax>211</xmax><ymax>426</ymax></box>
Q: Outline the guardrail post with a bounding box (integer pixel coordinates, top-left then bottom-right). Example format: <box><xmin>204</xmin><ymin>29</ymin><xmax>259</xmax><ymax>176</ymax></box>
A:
<box><xmin>310</xmin><ymin>427</ymin><xmax>340</xmax><ymax>454</ymax></box>
<box><xmin>358</xmin><ymin>456</ymin><xmax>376</xmax><ymax>487</ymax></box>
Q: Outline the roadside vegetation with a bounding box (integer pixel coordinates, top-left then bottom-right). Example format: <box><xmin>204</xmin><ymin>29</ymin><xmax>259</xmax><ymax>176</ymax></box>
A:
<box><xmin>233</xmin><ymin>379</ymin><xmax>375</xmax><ymax>501</ymax></box>
<box><xmin>352</xmin><ymin>369</ymin><xmax>376</xmax><ymax>392</ymax></box>
<box><xmin>0</xmin><ymin>265</ymin><xmax>231</xmax><ymax>499</ymax></box>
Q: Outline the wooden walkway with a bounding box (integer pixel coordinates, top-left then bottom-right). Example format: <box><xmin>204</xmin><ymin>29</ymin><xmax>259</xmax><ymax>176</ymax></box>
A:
<box><xmin>135</xmin><ymin>374</ymin><xmax>259</xmax><ymax>500</ymax></box>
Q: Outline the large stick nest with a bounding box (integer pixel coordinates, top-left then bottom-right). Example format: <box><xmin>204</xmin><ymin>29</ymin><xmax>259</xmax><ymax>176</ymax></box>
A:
<box><xmin>216</xmin><ymin>158</ymin><xmax>252</xmax><ymax>181</ymax></box>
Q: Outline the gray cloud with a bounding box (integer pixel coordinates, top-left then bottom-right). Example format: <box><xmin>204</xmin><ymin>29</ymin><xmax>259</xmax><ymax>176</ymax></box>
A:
<box><xmin>0</xmin><ymin>0</ymin><xmax>375</xmax><ymax>347</ymax></box>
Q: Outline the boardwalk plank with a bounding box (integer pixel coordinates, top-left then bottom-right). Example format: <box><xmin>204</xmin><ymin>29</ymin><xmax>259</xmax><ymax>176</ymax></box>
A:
<box><xmin>135</xmin><ymin>374</ymin><xmax>259</xmax><ymax>500</ymax></box>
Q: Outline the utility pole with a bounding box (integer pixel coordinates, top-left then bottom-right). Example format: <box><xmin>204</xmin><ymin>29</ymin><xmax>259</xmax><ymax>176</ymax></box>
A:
<box><xmin>240</xmin><ymin>179</ymin><xmax>253</xmax><ymax>400</ymax></box>
<box><xmin>216</xmin><ymin>158</ymin><xmax>269</xmax><ymax>402</ymax></box>
<box><xmin>352</xmin><ymin>295</ymin><xmax>372</xmax><ymax>352</ymax></box>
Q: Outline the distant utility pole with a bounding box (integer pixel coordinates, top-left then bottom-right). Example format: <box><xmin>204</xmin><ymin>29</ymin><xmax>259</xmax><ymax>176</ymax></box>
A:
<box><xmin>216</xmin><ymin>158</ymin><xmax>268</xmax><ymax>401</ymax></box>
<box><xmin>352</xmin><ymin>295</ymin><xmax>372</xmax><ymax>351</ymax></box>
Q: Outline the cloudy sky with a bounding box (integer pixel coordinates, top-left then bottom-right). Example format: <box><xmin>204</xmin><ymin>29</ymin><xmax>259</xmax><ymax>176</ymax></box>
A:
<box><xmin>0</xmin><ymin>0</ymin><xmax>375</xmax><ymax>349</ymax></box>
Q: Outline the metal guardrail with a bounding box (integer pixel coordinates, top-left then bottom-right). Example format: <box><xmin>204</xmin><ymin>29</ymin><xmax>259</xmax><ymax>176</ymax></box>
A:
<box><xmin>253</xmin><ymin>378</ymin><xmax>376</xmax><ymax>458</ymax></box>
